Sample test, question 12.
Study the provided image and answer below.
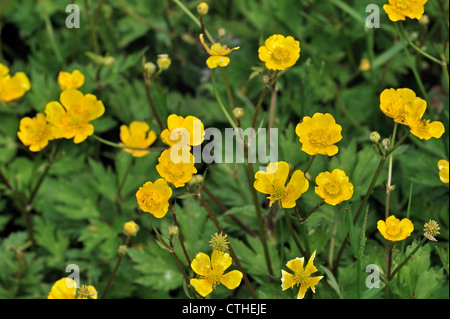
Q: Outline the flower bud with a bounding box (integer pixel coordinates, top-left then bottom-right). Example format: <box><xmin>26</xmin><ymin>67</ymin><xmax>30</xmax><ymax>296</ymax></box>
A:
<box><xmin>382</xmin><ymin>138</ymin><xmax>390</xmax><ymax>150</ymax></box>
<box><xmin>419</xmin><ymin>15</ymin><xmax>429</xmax><ymax>27</ymax></box>
<box><xmin>118</xmin><ymin>245</ymin><xmax>128</xmax><ymax>256</ymax></box>
<box><xmin>144</xmin><ymin>62</ymin><xmax>156</xmax><ymax>77</ymax></box>
<box><xmin>102</xmin><ymin>56</ymin><xmax>115</xmax><ymax>67</ymax></box>
<box><xmin>370</xmin><ymin>131</ymin><xmax>380</xmax><ymax>143</ymax></box>
<box><xmin>358</xmin><ymin>58</ymin><xmax>371</xmax><ymax>72</ymax></box>
<box><xmin>123</xmin><ymin>221</ymin><xmax>139</xmax><ymax>237</ymax></box>
<box><xmin>197</xmin><ymin>2</ymin><xmax>209</xmax><ymax>15</ymax></box>
<box><xmin>157</xmin><ymin>54</ymin><xmax>171</xmax><ymax>71</ymax></box>
<box><xmin>188</xmin><ymin>174</ymin><xmax>204</xmax><ymax>187</ymax></box>
<box><xmin>232</xmin><ymin>107</ymin><xmax>244</xmax><ymax>119</ymax></box>
<box><xmin>168</xmin><ymin>225</ymin><xmax>179</xmax><ymax>237</ymax></box>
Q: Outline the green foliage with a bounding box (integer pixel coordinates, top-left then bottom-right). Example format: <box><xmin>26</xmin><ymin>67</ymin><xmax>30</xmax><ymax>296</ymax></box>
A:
<box><xmin>0</xmin><ymin>0</ymin><xmax>448</xmax><ymax>300</ymax></box>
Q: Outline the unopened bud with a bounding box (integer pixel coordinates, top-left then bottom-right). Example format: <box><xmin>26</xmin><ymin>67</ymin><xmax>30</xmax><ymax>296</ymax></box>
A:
<box><xmin>102</xmin><ymin>56</ymin><xmax>115</xmax><ymax>67</ymax></box>
<box><xmin>305</xmin><ymin>172</ymin><xmax>312</xmax><ymax>182</ymax></box>
<box><xmin>123</xmin><ymin>221</ymin><xmax>139</xmax><ymax>237</ymax></box>
<box><xmin>157</xmin><ymin>54</ymin><xmax>171</xmax><ymax>70</ymax></box>
<box><xmin>232</xmin><ymin>107</ymin><xmax>244</xmax><ymax>119</ymax></box>
<box><xmin>382</xmin><ymin>138</ymin><xmax>390</xmax><ymax>150</ymax></box>
<box><xmin>144</xmin><ymin>62</ymin><xmax>156</xmax><ymax>77</ymax></box>
<box><xmin>419</xmin><ymin>15</ymin><xmax>429</xmax><ymax>27</ymax></box>
<box><xmin>168</xmin><ymin>225</ymin><xmax>179</xmax><ymax>237</ymax></box>
<box><xmin>118</xmin><ymin>245</ymin><xmax>128</xmax><ymax>256</ymax></box>
<box><xmin>370</xmin><ymin>131</ymin><xmax>380</xmax><ymax>143</ymax></box>
<box><xmin>188</xmin><ymin>174</ymin><xmax>204</xmax><ymax>187</ymax></box>
<box><xmin>359</xmin><ymin>58</ymin><xmax>371</xmax><ymax>72</ymax></box>
<box><xmin>197</xmin><ymin>2</ymin><xmax>209</xmax><ymax>15</ymax></box>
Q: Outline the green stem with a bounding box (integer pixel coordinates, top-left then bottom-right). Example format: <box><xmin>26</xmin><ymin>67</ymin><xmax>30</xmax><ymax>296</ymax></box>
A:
<box><xmin>38</xmin><ymin>0</ymin><xmax>63</xmax><ymax>65</ymax></box>
<box><xmin>398</xmin><ymin>22</ymin><xmax>445</xmax><ymax>66</ymax></box>
<box><xmin>298</xmin><ymin>200</ymin><xmax>325</xmax><ymax>223</ymax></box>
<box><xmin>173</xmin><ymin>0</ymin><xmax>214</xmax><ymax>42</ymax></box>
<box><xmin>294</xmin><ymin>206</ymin><xmax>311</xmax><ymax>258</ymax></box>
<box><xmin>196</xmin><ymin>194</ymin><xmax>259</xmax><ymax>299</ymax></box>
<box><xmin>284</xmin><ymin>210</ymin><xmax>306</xmax><ymax>256</ymax></box>
<box><xmin>389</xmin><ymin>237</ymin><xmax>427</xmax><ymax>280</ymax></box>
<box><xmin>211</xmin><ymin>69</ymin><xmax>238</xmax><ymax>129</ymax></box>
<box><xmin>171</xmin><ymin>205</ymin><xmax>191</xmax><ymax>265</ymax></box>
<box><xmin>245</xmin><ymin>162</ymin><xmax>274</xmax><ymax>277</ymax></box>
<box><xmin>303</xmin><ymin>155</ymin><xmax>316</xmax><ymax>174</ymax></box>
<box><xmin>91</xmin><ymin>134</ymin><xmax>167</xmax><ymax>152</ymax></box>
<box><xmin>101</xmin><ymin>236</ymin><xmax>130</xmax><ymax>299</ymax></box>
<box><xmin>220</xmin><ymin>67</ymin><xmax>235</xmax><ymax>112</ymax></box>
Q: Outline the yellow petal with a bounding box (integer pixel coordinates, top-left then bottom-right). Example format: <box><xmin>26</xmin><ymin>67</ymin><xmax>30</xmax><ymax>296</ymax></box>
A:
<box><xmin>281</xmin><ymin>270</ymin><xmax>297</xmax><ymax>291</ymax></box>
<box><xmin>220</xmin><ymin>270</ymin><xmax>243</xmax><ymax>290</ymax></box>
<box><xmin>281</xmin><ymin>170</ymin><xmax>309</xmax><ymax>208</ymax></box>
<box><xmin>206</xmin><ymin>56</ymin><xmax>230</xmax><ymax>69</ymax></box>
<box><xmin>211</xmin><ymin>250</ymin><xmax>232</xmax><ymax>274</ymax></box>
<box><xmin>60</xmin><ymin>89</ymin><xmax>84</xmax><ymax>111</ymax></box>
<box><xmin>286</xmin><ymin>257</ymin><xmax>304</xmax><ymax>274</ymax></box>
<box><xmin>167</xmin><ymin>114</ymin><xmax>185</xmax><ymax>131</ymax></box>
<box><xmin>190</xmin><ymin>278</ymin><xmax>213</xmax><ymax>297</ymax></box>
<box><xmin>304</xmin><ymin>250</ymin><xmax>318</xmax><ymax>277</ymax></box>
<box><xmin>191</xmin><ymin>252</ymin><xmax>211</xmax><ymax>277</ymax></box>
<box><xmin>83</xmin><ymin>94</ymin><xmax>105</xmax><ymax>121</ymax></box>
<box><xmin>48</xmin><ymin>278</ymin><xmax>77</xmax><ymax>299</ymax></box>
<box><xmin>44</xmin><ymin>101</ymin><xmax>66</xmax><ymax>126</ymax></box>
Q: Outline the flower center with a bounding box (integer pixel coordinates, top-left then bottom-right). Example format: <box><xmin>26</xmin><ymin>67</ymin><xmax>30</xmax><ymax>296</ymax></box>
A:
<box><xmin>386</xmin><ymin>221</ymin><xmax>401</xmax><ymax>237</ymax></box>
<box><xmin>63</xmin><ymin>109</ymin><xmax>90</xmax><ymax>131</ymax></box>
<box><xmin>324</xmin><ymin>181</ymin><xmax>340</xmax><ymax>195</ymax></box>
<box><xmin>272</xmin><ymin>47</ymin><xmax>289</xmax><ymax>61</ymax></box>
<box><xmin>309</xmin><ymin>129</ymin><xmax>329</xmax><ymax>147</ymax></box>
<box><xmin>142</xmin><ymin>191</ymin><xmax>162</xmax><ymax>211</ymax></box>
<box><xmin>394</xmin><ymin>0</ymin><xmax>413</xmax><ymax>10</ymax></box>
<box><xmin>206</xmin><ymin>270</ymin><xmax>223</xmax><ymax>288</ymax></box>
<box><xmin>210</xmin><ymin>44</ymin><xmax>225</xmax><ymax>55</ymax></box>
<box><xmin>294</xmin><ymin>271</ymin><xmax>307</xmax><ymax>285</ymax></box>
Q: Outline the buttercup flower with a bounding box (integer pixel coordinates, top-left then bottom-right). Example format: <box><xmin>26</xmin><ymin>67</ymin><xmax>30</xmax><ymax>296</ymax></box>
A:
<box><xmin>190</xmin><ymin>250</ymin><xmax>243</xmax><ymax>297</ymax></box>
<box><xmin>48</xmin><ymin>277</ymin><xmax>97</xmax><ymax>299</ymax></box>
<box><xmin>0</xmin><ymin>63</ymin><xmax>30</xmax><ymax>103</ymax></box>
<box><xmin>199</xmin><ymin>33</ymin><xmax>239</xmax><ymax>69</ymax></box>
<box><xmin>295</xmin><ymin>113</ymin><xmax>342</xmax><ymax>156</ymax></box>
<box><xmin>403</xmin><ymin>101</ymin><xmax>445</xmax><ymax>140</ymax></box>
<box><xmin>136</xmin><ymin>178</ymin><xmax>172</xmax><ymax>218</ymax></box>
<box><xmin>379</xmin><ymin>88</ymin><xmax>421</xmax><ymax>125</ymax></box>
<box><xmin>254</xmin><ymin>161</ymin><xmax>309</xmax><ymax>208</ymax></box>
<box><xmin>281</xmin><ymin>250</ymin><xmax>324</xmax><ymax>299</ymax></box>
<box><xmin>58</xmin><ymin>69</ymin><xmax>85</xmax><ymax>91</ymax></box>
<box><xmin>377</xmin><ymin>215</ymin><xmax>414</xmax><ymax>241</ymax></box>
<box><xmin>120</xmin><ymin>121</ymin><xmax>157</xmax><ymax>157</ymax></box>
<box><xmin>17</xmin><ymin>113</ymin><xmax>53</xmax><ymax>152</ymax></box>
<box><xmin>160</xmin><ymin>114</ymin><xmax>205</xmax><ymax>147</ymax></box>
<box><xmin>45</xmin><ymin>89</ymin><xmax>105</xmax><ymax>143</ymax></box>
<box><xmin>315</xmin><ymin>169</ymin><xmax>354</xmax><ymax>205</ymax></box>
<box><xmin>438</xmin><ymin>160</ymin><xmax>449</xmax><ymax>183</ymax></box>
<box><xmin>383</xmin><ymin>0</ymin><xmax>428</xmax><ymax>22</ymax></box>
<box><xmin>156</xmin><ymin>148</ymin><xmax>197</xmax><ymax>188</ymax></box>
<box><xmin>258</xmin><ymin>34</ymin><xmax>300</xmax><ymax>70</ymax></box>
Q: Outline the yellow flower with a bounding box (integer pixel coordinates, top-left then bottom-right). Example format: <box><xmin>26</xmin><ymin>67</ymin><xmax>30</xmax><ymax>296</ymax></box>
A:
<box><xmin>17</xmin><ymin>113</ymin><xmax>53</xmax><ymax>152</ymax></box>
<box><xmin>258</xmin><ymin>34</ymin><xmax>300</xmax><ymax>70</ymax></box>
<box><xmin>119</xmin><ymin>121</ymin><xmax>157</xmax><ymax>157</ymax></box>
<box><xmin>58</xmin><ymin>69</ymin><xmax>85</xmax><ymax>91</ymax></box>
<box><xmin>281</xmin><ymin>250</ymin><xmax>324</xmax><ymax>299</ymax></box>
<box><xmin>438</xmin><ymin>159</ymin><xmax>449</xmax><ymax>183</ymax></box>
<box><xmin>47</xmin><ymin>278</ymin><xmax>97</xmax><ymax>299</ymax></box>
<box><xmin>199</xmin><ymin>33</ymin><xmax>239</xmax><ymax>69</ymax></box>
<box><xmin>359</xmin><ymin>58</ymin><xmax>371</xmax><ymax>72</ymax></box>
<box><xmin>380</xmin><ymin>88</ymin><xmax>421</xmax><ymax>125</ymax></box>
<box><xmin>136</xmin><ymin>178</ymin><xmax>172</xmax><ymax>218</ymax></box>
<box><xmin>403</xmin><ymin>100</ymin><xmax>445</xmax><ymax>140</ymax></box>
<box><xmin>156</xmin><ymin>148</ymin><xmax>197</xmax><ymax>188</ymax></box>
<box><xmin>254</xmin><ymin>161</ymin><xmax>309</xmax><ymax>208</ymax></box>
<box><xmin>45</xmin><ymin>89</ymin><xmax>105</xmax><ymax>144</ymax></box>
<box><xmin>377</xmin><ymin>215</ymin><xmax>414</xmax><ymax>241</ymax></box>
<box><xmin>0</xmin><ymin>63</ymin><xmax>30</xmax><ymax>103</ymax></box>
<box><xmin>315</xmin><ymin>169</ymin><xmax>354</xmax><ymax>206</ymax></box>
<box><xmin>190</xmin><ymin>250</ymin><xmax>243</xmax><ymax>297</ymax></box>
<box><xmin>383</xmin><ymin>0</ymin><xmax>428</xmax><ymax>22</ymax></box>
<box><xmin>160</xmin><ymin>114</ymin><xmax>205</xmax><ymax>147</ymax></box>
<box><xmin>295</xmin><ymin>113</ymin><xmax>342</xmax><ymax>156</ymax></box>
